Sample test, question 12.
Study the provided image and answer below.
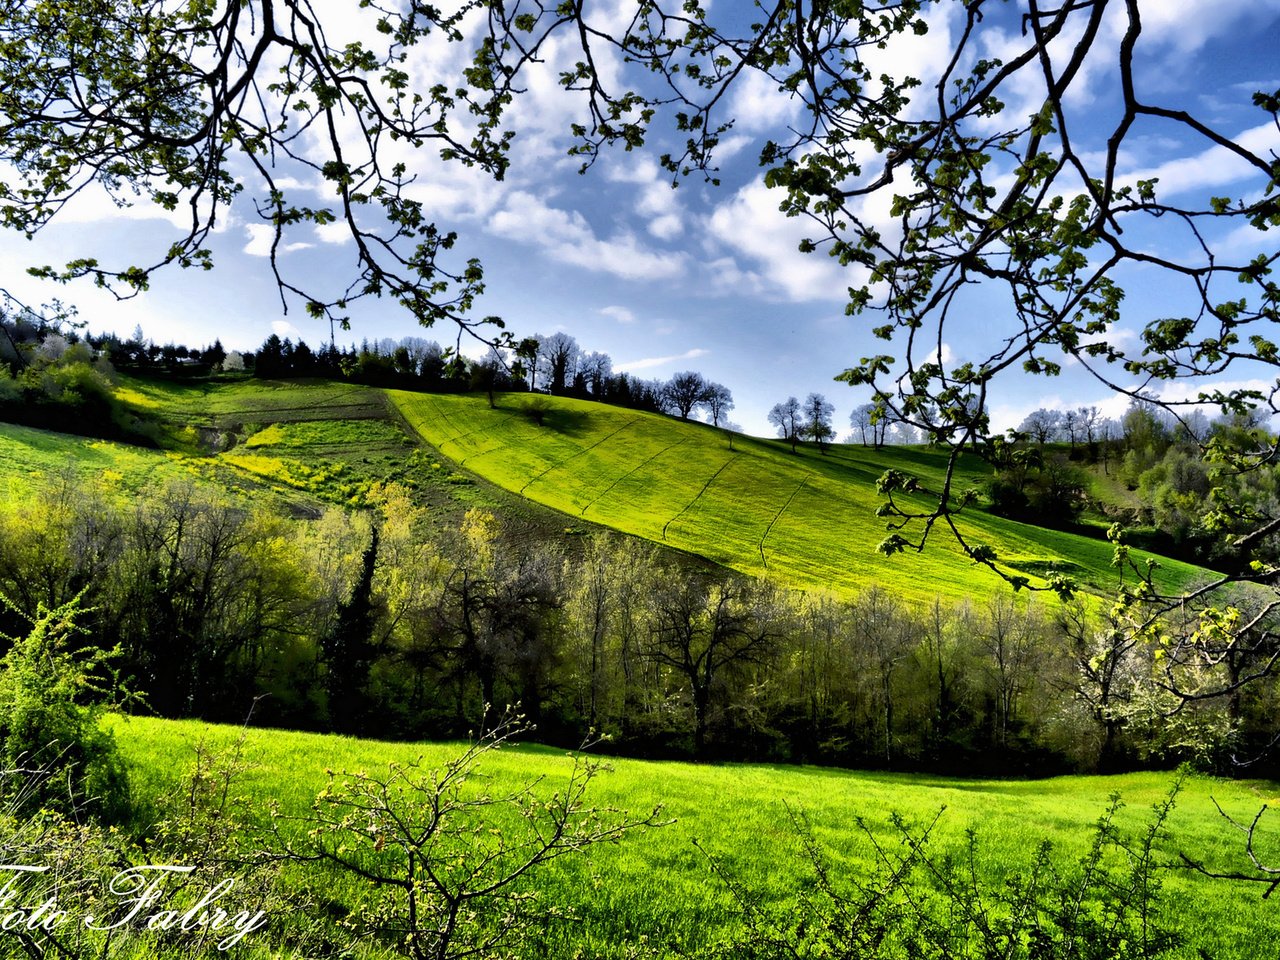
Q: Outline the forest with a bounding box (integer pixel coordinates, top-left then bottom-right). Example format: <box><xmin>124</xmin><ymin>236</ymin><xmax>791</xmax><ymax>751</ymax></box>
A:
<box><xmin>2</xmin><ymin>317</ymin><xmax>1277</xmax><ymax>780</ymax></box>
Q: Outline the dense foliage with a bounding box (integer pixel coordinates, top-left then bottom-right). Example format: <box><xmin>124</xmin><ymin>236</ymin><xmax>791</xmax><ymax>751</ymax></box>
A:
<box><xmin>0</xmin><ymin>472</ymin><xmax>1272</xmax><ymax>778</ymax></box>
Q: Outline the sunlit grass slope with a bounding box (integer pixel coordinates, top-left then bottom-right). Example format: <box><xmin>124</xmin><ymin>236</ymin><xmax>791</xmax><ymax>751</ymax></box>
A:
<box><xmin>391</xmin><ymin>391</ymin><xmax>1210</xmax><ymax>605</ymax></box>
<box><xmin>114</xmin><ymin>715</ymin><xmax>1279</xmax><ymax>959</ymax></box>
<box><xmin>0</xmin><ymin>379</ymin><xmax>410</xmax><ymax>511</ymax></box>
<box><xmin>0</xmin><ymin>422</ymin><xmax>197</xmax><ymax>498</ymax></box>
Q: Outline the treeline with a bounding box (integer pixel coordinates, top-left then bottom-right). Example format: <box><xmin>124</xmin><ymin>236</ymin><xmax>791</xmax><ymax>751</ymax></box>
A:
<box><xmin>248</xmin><ymin>330</ymin><xmax>736</xmax><ymax>424</ymax></box>
<box><xmin>990</xmin><ymin>401</ymin><xmax>1280</xmax><ymax>572</ymax></box>
<box><xmin>2</xmin><ymin>477</ymin><xmax>1274</xmax><ymax>776</ymax></box>
<box><xmin>1</xmin><ymin>314</ymin><xmax>740</xmax><ymax>432</ymax></box>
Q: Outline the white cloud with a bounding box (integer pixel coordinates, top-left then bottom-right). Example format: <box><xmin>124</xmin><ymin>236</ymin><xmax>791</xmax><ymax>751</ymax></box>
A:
<box><xmin>728</xmin><ymin>70</ymin><xmax>800</xmax><ymax>134</ymax></box>
<box><xmin>1117</xmin><ymin>122</ymin><xmax>1280</xmax><ymax>200</ymax></box>
<box><xmin>272</xmin><ymin>320</ymin><xmax>302</xmax><ymax>339</ymax></box>
<box><xmin>607</xmin><ymin>157</ymin><xmax>686</xmax><ymax>241</ymax></box>
<box><xmin>1138</xmin><ymin>0</ymin><xmax>1280</xmax><ymax>54</ymax></box>
<box><xmin>706</xmin><ymin>177</ymin><xmax>864</xmax><ymax>302</ymax></box>
<box><xmin>243</xmin><ymin>224</ymin><xmax>313</xmax><ymax>257</ymax></box>
<box><xmin>616</xmin><ymin>348</ymin><xmax>710</xmax><ymax>373</ymax></box>
<box><xmin>600</xmin><ymin>305</ymin><xmax>636</xmax><ymax>324</ymax></box>
<box><xmin>314</xmin><ymin>220</ymin><xmax>352</xmax><ymax>245</ymax></box>
<box><xmin>488</xmin><ymin>191</ymin><xmax>684</xmax><ymax>281</ymax></box>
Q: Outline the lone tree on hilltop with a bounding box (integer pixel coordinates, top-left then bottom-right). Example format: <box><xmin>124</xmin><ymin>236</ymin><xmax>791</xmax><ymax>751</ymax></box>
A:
<box><xmin>703</xmin><ymin>382</ymin><xmax>734</xmax><ymax>427</ymax></box>
<box><xmin>802</xmin><ymin>393</ymin><xmax>836</xmax><ymax>453</ymax></box>
<box><xmin>768</xmin><ymin>397</ymin><xmax>803</xmax><ymax>454</ymax></box>
<box><xmin>664</xmin><ymin>371</ymin><xmax>709</xmax><ymax>421</ymax></box>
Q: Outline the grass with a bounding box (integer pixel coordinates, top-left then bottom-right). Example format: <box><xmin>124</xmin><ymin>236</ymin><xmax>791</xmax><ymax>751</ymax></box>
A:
<box><xmin>1</xmin><ymin>376</ymin><xmax>1220</xmax><ymax>605</ymax></box>
<box><xmin>390</xmin><ymin>391</ymin><xmax>1213</xmax><ymax>605</ymax></box>
<box><xmin>111</xmin><ymin>714</ymin><xmax>1280</xmax><ymax>959</ymax></box>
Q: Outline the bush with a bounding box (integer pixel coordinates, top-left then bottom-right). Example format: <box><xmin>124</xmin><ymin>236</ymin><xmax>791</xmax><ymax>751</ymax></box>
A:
<box><xmin>0</xmin><ymin>594</ymin><xmax>130</xmax><ymax>821</ymax></box>
<box><xmin>269</xmin><ymin>711</ymin><xmax>667</xmax><ymax>959</ymax></box>
<box><xmin>710</xmin><ymin>782</ymin><xmax>1183</xmax><ymax>960</ymax></box>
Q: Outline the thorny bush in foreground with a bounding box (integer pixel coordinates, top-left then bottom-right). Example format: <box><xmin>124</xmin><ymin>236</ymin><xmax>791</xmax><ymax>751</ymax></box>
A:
<box><xmin>268</xmin><ymin>709</ymin><xmax>667</xmax><ymax>960</ymax></box>
<box><xmin>704</xmin><ymin>781</ymin><xmax>1184</xmax><ymax>960</ymax></box>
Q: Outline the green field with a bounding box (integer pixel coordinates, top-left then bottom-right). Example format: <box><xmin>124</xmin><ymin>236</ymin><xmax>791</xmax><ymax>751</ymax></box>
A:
<box><xmin>390</xmin><ymin>391</ymin><xmax>1211</xmax><ymax>605</ymax></box>
<box><xmin>0</xmin><ymin>376</ymin><xmax>1218</xmax><ymax>604</ymax></box>
<box><xmin>112</xmin><ymin>715</ymin><xmax>1280</xmax><ymax>959</ymax></box>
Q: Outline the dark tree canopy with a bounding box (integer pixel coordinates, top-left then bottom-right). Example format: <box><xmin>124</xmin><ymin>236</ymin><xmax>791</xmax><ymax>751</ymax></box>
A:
<box><xmin>665</xmin><ymin>370</ymin><xmax>709</xmax><ymax>420</ymax></box>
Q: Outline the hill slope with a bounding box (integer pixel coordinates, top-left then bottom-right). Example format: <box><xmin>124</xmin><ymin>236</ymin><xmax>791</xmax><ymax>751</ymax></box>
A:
<box><xmin>0</xmin><ymin>377</ymin><xmax>1216</xmax><ymax>605</ymax></box>
<box><xmin>391</xmin><ymin>390</ymin><xmax>1210</xmax><ymax>604</ymax></box>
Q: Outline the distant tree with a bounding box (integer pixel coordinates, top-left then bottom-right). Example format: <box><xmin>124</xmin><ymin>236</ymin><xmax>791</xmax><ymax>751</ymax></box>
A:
<box><xmin>645</xmin><ymin>576</ymin><xmax>776</xmax><ymax>757</ymax></box>
<box><xmin>255</xmin><ymin>334</ymin><xmax>285</xmax><ymax>378</ymax></box>
<box><xmin>884</xmin><ymin>417</ymin><xmax>922</xmax><ymax>445</ymax></box>
<box><xmin>1062</xmin><ymin>408</ymin><xmax>1081</xmax><ymax>451</ymax></box>
<box><xmin>664</xmin><ymin>371</ymin><xmax>709</xmax><ymax>420</ymax></box>
<box><xmin>205</xmin><ymin>338</ymin><xmax>227</xmax><ymax>371</ymax></box>
<box><xmin>223</xmin><ymin>350</ymin><xmax>245</xmax><ymax>372</ymax></box>
<box><xmin>579</xmin><ymin>351</ymin><xmax>613</xmax><ymax>398</ymax></box>
<box><xmin>801</xmin><ymin>393</ymin><xmax>835</xmax><ymax>453</ymax></box>
<box><xmin>849</xmin><ymin>403</ymin><xmax>873</xmax><ymax>447</ymax></box>
<box><xmin>469</xmin><ymin>348</ymin><xmax>512</xmax><ymax>408</ymax></box>
<box><xmin>1019</xmin><ymin>408</ymin><xmax>1064</xmax><ymax>446</ymax></box>
<box><xmin>293</xmin><ymin>339</ymin><xmax>315</xmax><ymax>375</ymax></box>
<box><xmin>511</xmin><ymin>336</ymin><xmax>541</xmax><ymax>391</ymax></box>
<box><xmin>399</xmin><ymin>336</ymin><xmax>438</xmax><ymax>377</ymax></box>
<box><xmin>420</xmin><ymin>340</ymin><xmax>448</xmax><ymax>383</ymax></box>
<box><xmin>768</xmin><ymin>396</ymin><xmax>803</xmax><ymax>453</ymax></box>
<box><xmin>324</xmin><ymin>525</ymin><xmax>381</xmax><ymax>735</ymax></box>
<box><xmin>538</xmin><ymin>333</ymin><xmax>579</xmax><ymax>395</ymax></box>
<box><xmin>1075</xmin><ymin>405</ymin><xmax>1102</xmax><ymax>457</ymax></box>
<box><xmin>703</xmin><ymin>382</ymin><xmax>734</xmax><ymax>427</ymax></box>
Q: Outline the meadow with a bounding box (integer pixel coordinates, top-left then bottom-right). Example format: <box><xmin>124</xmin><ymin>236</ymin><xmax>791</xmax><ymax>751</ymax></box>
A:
<box><xmin>389</xmin><ymin>390</ymin><xmax>1211</xmax><ymax>605</ymax></box>
<box><xmin>1</xmin><ymin>375</ymin><xmax>1212</xmax><ymax>606</ymax></box>
<box><xmin>111</xmin><ymin>714</ymin><xmax>1280</xmax><ymax>959</ymax></box>
<box><xmin>4</xmin><ymin>374</ymin><xmax>1271</xmax><ymax>957</ymax></box>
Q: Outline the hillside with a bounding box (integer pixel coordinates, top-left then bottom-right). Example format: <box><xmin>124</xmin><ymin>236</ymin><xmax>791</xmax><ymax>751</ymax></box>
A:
<box><xmin>390</xmin><ymin>390</ymin><xmax>1212</xmax><ymax>605</ymax></box>
<box><xmin>0</xmin><ymin>376</ymin><xmax>1217</xmax><ymax>607</ymax></box>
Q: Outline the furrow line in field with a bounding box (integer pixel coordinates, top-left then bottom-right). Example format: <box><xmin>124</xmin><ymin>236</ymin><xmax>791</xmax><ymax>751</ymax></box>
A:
<box><xmin>759</xmin><ymin>475</ymin><xmax>810</xmax><ymax>569</ymax></box>
<box><xmin>579</xmin><ymin>437</ymin><xmax>692</xmax><ymax>516</ymax></box>
<box><xmin>454</xmin><ymin>412</ymin><xmax>531</xmax><ymax>464</ymax></box>
<box><xmin>413</xmin><ymin>396</ymin><xmax>468</xmax><ymax>449</ymax></box>
<box><xmin>519</xmin><ymin>418</ymin><xmax>642</xmax><ymax>495</ymax></box>
<box><xmin>662</xmin><ymin>454</ymin><xmax>741</xmax><ymax>541</ymax></box>
<box><xmin>216</xmin><ymin>402</ymin><xmax>384</xmax><ymax>425</ymax></box>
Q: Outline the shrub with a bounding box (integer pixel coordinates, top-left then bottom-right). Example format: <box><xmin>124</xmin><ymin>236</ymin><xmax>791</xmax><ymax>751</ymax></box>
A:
<box><xmin>709</xmin><ymin>782</ymin><xmax>1183</xmax><ymax>960</ymax></box>
<box><xmin>269</xmin><ymin>711</ymin><xmax>666</xmax><ymax>960</ymax></box>
<box><xmin>0</xmin><ymin>594</ymin><xmax>130</xmax><ymax>821</ymax></box>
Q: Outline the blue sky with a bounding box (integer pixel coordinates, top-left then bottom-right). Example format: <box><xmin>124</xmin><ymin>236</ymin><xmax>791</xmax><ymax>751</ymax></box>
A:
<box><xmin>2</xmin><ymin>0</ymin><xmax>1278</xmax><ymax>437</ymax></box>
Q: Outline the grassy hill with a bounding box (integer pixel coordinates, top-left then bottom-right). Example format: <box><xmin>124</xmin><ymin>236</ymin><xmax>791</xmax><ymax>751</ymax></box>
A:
<box><xmin>0</xmin><ymin>375</ymin><xmax>1217</xmax><ymax>605</ymax></box>
<box><xmin>390</xmin><ymin>390</ymin><xmax>1211</xmax><ymax>605</ymax></box>
<box><xmin>113</xmin><ymin>714</ymin><xmax>1279</xmax><ymax>959</ymax></box>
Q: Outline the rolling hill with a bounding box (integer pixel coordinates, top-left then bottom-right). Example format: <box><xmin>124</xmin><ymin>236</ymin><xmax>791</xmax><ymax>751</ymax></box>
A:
<box><xmin>0</xmin><ymin>376</ymin><xmax>1216</xmax><ymax>606</ymax></box>
<box><xmin>389</xmin><ymin>389</ymin><xmax>1212</xmax><ymax>605</ymax></box>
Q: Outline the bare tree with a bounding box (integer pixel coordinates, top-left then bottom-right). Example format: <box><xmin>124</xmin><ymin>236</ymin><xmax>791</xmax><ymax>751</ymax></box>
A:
<box><xmin>664</xmin><ymin>370</ymin><xmax>709</xmax><ymax>420</ymax></box>
<box><xmin>802</xmin><ymin>392</ymin><xmax>836</xmax><ymax>453</ymax></box>
<box><xmin>768</xmin><ymin>396</ymin><xmax>803</xmax><ymax>454</ymax></box>
<box><xmin>645</xmin><ymin>577</ymin><xmax>777</xmax><ymax>756</ymax></box>
<box><xmin>703</xmin><ymin>381</ymin><xmax>734</xmax><ymax>427</ymax></box>
<box><xmin>849</xmin><ymin>403</ymin><xmax>885</xmax><ymax>449</ymax></box>
<box><xmin>578</xmin><ymin>351</ymin><xmax>613</xmax><ymax>398</ymax></box>
<box><xmin>537</xmin><ymin>333</ymin><xmax>579</xmax><ymax>396</ymax></box>
<box><xmin>1019</xmin><ymin>409</ymin><xmax>1064</xmax><ymax>446</ymax></box>
<box><xmin>270</xmin><ymin>712</ymin><xmax>665</xmax><ymax>960</ymax></box>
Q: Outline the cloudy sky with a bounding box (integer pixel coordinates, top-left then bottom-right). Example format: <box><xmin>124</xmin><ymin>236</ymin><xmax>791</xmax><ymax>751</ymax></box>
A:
<box><xmin>2</xmin><ymin>0</ymin><xmax>1278</xmax><ymax>436</ymax></box>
